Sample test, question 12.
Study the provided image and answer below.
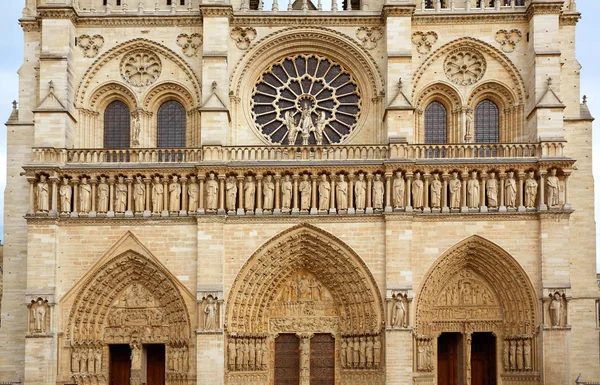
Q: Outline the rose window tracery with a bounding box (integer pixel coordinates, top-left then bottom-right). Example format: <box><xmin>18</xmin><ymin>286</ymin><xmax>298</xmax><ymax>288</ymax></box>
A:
<box><xmin>444</xmin><ymin>50</ymin><xmax>486</xmax><ymax>86</ymax></box>
<box><xmin>120</xmin><ymin>50</ymin><xmax>162</xmax><ymax>87</ymax></box>
<box><xmin>251</xmin><ymin>54</ymin><xmax>362</xmax><ymax>145</ymax></box>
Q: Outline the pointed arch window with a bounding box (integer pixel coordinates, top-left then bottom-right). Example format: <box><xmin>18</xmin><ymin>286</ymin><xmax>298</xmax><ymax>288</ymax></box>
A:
<box><xmin>157</xmin><ymin>100</ymin><xmax>186</xmax><ymax>148</ymax></box>
<box><xmin>475</xmin><ymin>99</ymin><xmax>499</xmax><ymax>143</ymax></box>
<box><xmin>104</xmin><ymin>100</ymin><xmax>131</xmax><ymax>149</ymax></box>
<box><xmin>424</xmin><ymin>101</ymin><xmax>447</xmax><ymax>144</ymax></box>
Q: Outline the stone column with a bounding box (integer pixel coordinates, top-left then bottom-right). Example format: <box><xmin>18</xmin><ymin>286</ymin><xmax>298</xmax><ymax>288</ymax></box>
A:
<box><xmin>71</xmin><ymin>178</ymin><xmax>80</xmax><ymax>218</ymax></box>
<box><xmin>125</xmin><ymin>178</ymin><xmax>133</xmax><ymax>217</ymax></box>
<box><xmin>298</xmin><ymin>334</ymin><xmax>312</xmax><ymax>385</ymax></box>
<box><xmin>237</xmin><ymin>176</ymin><xmax>245</xmax><ymax>215</ymax></box>
<box><xmin>162</xmin><ymin>179</ymin><xmax>169</xmax><ymax>217</ymax></box>
<box><xmin>50</xmin><ymin>175</ymin><xmax>59</xmax><ymax>217</ymax></box>
<box><xmin>442</xmin><ymin>173</ymin><xmax>449</xmax><ymax>213</ymax></box>
<box><xmin>108</xmin><ymin>178</ymin><xmax>115</xmax><ymax>217</ymax></box>
<box><xmin>256</xmin><ymin>175</ymin><xmax>263</xmax><ymax>215</ymax></box>
<box><xmin>27</xmin><ymin>177</ymin><xmax>35</xmax><ymax>215</ymax></box>
<box><xmin>517</xmin><ymin>172</ymin><xmax>526</xmax><ymax>212</ymax></box>
<box><xmin>218</xmin><ymin>175</ymin><xmax>226</xmax><ymax>215</ymax></box>
<box><xmin>563</xmin><ymin>172</ymin><xmax>571</xmax><ymax>210</ymax></box>
<box><xmin>292</xmin><ymin>174</ymin><xmax>300</xmax><ymax>215</ymax></box>
<box><xmin>274</xmin><ymin>174</ymin><xmax>281</xmax><ymax>215</ymax></box>
<box><xmin>538</xmin><ymin>170</ymin><xmax>547</xmax><ymax>211</ymax></box>
<box><xmin>405</xmin><ymin>172</ymin><xmax>413</xmax><ymax>212</ymax></box>
<box><xmin>329</xmin><ymin>175</ymin><xmax>336</xmax><ymax>215</ymax></box>
<box><xmin>499</xmin><ymin>173</ymin><xmax>506</xmax><ymax>212</ymax></box>
<box><xmin>384</xmin><ymin>173</ymin><xmax>392</xmax><ymax>213</ymax></box>
<box><xmin>348</xmin><ymin>174</ymin><xmax>355</xmax><ymax>214</ymax></box>
<box><xmin>198</xmin><ymin>175</ymin><xmax>205</xmax><ymax>214</ymax></box>
<box><xmin>144</xmin><ymin>178</ymin><xmax>151</xmax><ymax>217</ymax></box>
<box><xmin>423</xmin><ymin>173</ymin><xmax>431</xmax><ymax>213</ymax></box>
<box><xmin>366</xmin><ymin>173</ymin><xmax>373</xmax><ymax>214</ymax></box>
<box><xmin>181</xmin><ymin>177</ymin><xmax>188</xmax><ymax>216</ymax></box>
<box><xmin>480</xmin><ymin>172</ymin><xmax>488</xmax><ymax>213</ymax></box>
<box><xmin>310</xmin><ymin>175</ymin><xmax>317</xmax><ymax>215</ymax></box>
<box><xmin>465</xmin><ymin>332</ymin><xmax>473</xmax><ymax>385</ymax></box>
<box><xmin>90</xmin><ymin>178</ymin><xmax>97</xmax><ymax>217</ymax></box>
<box><xmin>460</xmin><ymin>172</ymin><xmax>468</xmax><ymax>213</ymax></box>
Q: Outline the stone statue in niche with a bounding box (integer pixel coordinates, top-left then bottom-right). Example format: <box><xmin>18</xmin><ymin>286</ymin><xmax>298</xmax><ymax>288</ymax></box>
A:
<box><xmin>525</xmin><ymin>171</ymin><xmax>538</xmax><ymax>209</ymax></box>
<box><xmin>393</xmin><ymin>171</ymin><xmax>404</xmax><ymax>209</ymax></box>
<box><xmin>30</xmin><ymin>298</ymin><xmax>49</xmax><ymax>334</ymax></box>
<box><xmin>503</xmin><ymin>340</ymin><xmax>509</xmax><ymax>371</ymax></box>
<box><xmin>152</xmin><ymin>176</ymin><xmax>164</xmax><ymax>213</ymax></box>
<box><xmin>373</xmin><ymin>335</ymin><xmax>381</xmax><ymax>368</ymax></box>
<box><xmin>449</xmin><ymin>172</ymin><xmax>461</xmax><ymax>209</ymax></box>
<box><xmin>203</xmin><ymin>296</ymin><xmax>218</xmax><ymax>330</ymax></box>
<box><xmin>188</xmin><ymin>175</ymin><xmax>199</xmax><ymax>212</ymax></box>
<box><xmin>516</xmin><ymin>339</ymin><xmax>524</xmax><ymax>371</ymax></box>
<box><xmin>467</xmin><ymin>171</ymin><xmax>479</xmax><ymax>209</ymax></box>
<box><xmin>372</xmin><ymin>174</ymin><xmax>384</xmax><ymax>210</ymax></box>
<box><xmin>130</xmin><ymin>343</ymin><xmax>141</xmax><ymax>370</ymax></box>
<box><xmin>336</xmin><ymin>174</ymin><xmax>348</xmax><ymax>211</ymax></box>
<box><xmin>71</xmin><ymin>348</ymin><xmax>80</xmax><ymax>373</ymax></box>
<box><xmin>299</xmin><ymin>103</ymin><xmax>314</xmax><ymax>145</ymax></box>
<box><xmin>59</xmin><ymin>177</ymin><xmax>72</xmax><ymax>214</ymax></box>
<box><xmin>318</xmin><ymin>174</ymin><xmax>330</xmax><ymax>211</ymax></box>
<box><xmin>79</xmin><ymin>177</ymin><xmax>92</xmax><ymax>213</ymax></box>
<box><xmin>430</xmin><ymin>173</ymin><xmax>442</xmax><ymax>209</ymax></box>
<box><xmin>87</xmin><ymin>347</ymin><xmax>95</xmax><ymax>373</ymax></box>
<box><xmin>263</xmin><ymin>175</ymin><xmax>275</xmax><ymax>211</ymax></box>
<box><xmin>524</xmin><ymin>339</ymin><xmax>531</xmax><ymax>370</ymax></box>
<box><xmin>98</xmin><ymin>176</ymin><xmax>109</xmax><ymax>213</ymax></box>
<box><xmin>486</xmin><ymin>172</ymin><xmax>498</xmax><ymax>207</ymax></box>
<box><xmin>169</xmin><ymin>175</ymin><xmax>181</xmax><ymax>212</ymax></box>
<box><xmin>115</xmin><ymin>176</ymin><xmax>127</xmax><ymax>213</ymax></box>
<box><xmin>547</xmin><ymin>168</ymin><xmax>560</xmax><ymax>208</ymax></box>
<box><xmin>355</xmin><ymin>173</ymin><xmax>367</xmax><ymax>211</ymax></box>
<box><xmin>95</xmin><ymin>348</ymin><xmax>102</xmax><ymax>373</ymax></box>
<box><xmin>505</xmin><ymin>171</ymin><xmax>517</xmax><ymax>208</ymax></box>
<box><xmin>391</xmin><ymin>295</ymin><xmax>407</xmax><ymax>328</ymax></box>
<box><xmin>341</xmin><ymin>339</ymin><xmax>348</xmax><ymax>368</ymax></box>
<box><xmin>359</xmin><ymin>336</ymin><xmax>366</xmax><ymax>368</ymax></box>
<box><xmin>299</xmin><ymin>174</ymin><xmax>311</xmax><ymax>211</ymax></box>
<box><xmin>314</xmin><ymin>111</ymin><xmax>326</xmax><ymax>145</ymax></box>
<box><xmin>206</xmin><ymin>173</ymin><xmax>219</xmax><ymax>211</ymax></box>
<box><xmin>412</xmin><ymin>172</ymin><xmax>424</xmax><ymax>209</ymax></box>
<box><xmin>244</xmin><ymin>175</ymin><xmax>256</xmax><ymax>212</ymax></box>
<box><xmin>549</xmin><ymin>292</ymin><xmax>563</xmax><ymax>327</ymax></box>
<box><xmin>281</xmin><ymin>175</ymin><xmax>292</xmax><ymax>211</ymax></box>
<box><xmin>226</xmin><ymin>176</ymin><xmax>237</xmax><ymax>212</ymax></box>
<box><xmin>134</xmin><ymin>176</ymin><xmax>145</xmax><ymax>213</ymax></box>
<box><xmin>37</xmin><ymin>175</ymin><xmax>49</xmax><ymax>213</ymax></box>
<box><xmin>285</xmin><ymin>111</ymin><xmax>300</xmax><ymax>145</ymax></box>
<box><xmin>228</xmin><ymin>339</ymin><xmax>236</xmax><ymax>370</ymax></box>
<box><xmin>132</xmin><ymin>114</ymin><xmax>141</xmax><ymax>146</ymax></box>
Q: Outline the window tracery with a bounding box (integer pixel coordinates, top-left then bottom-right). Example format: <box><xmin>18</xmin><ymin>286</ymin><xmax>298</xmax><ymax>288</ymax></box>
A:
<box><xmin>475</xmin><ymin>99</ymin><xmax>499</xmax><ymax>143</ymax></box>
<box><xmin>444</xmin><ymin>49</ymin><xmax>486</xmax><ymax>86</ymax></box>
<box><xmin>424</xmin><ymin>101</ymin><xmax>448</xmax><ymax>144</ymax></box>
<box><xmin>251</xmin><ymin>54</ymin><xmax>361</xmax><ymax>145</ymax></box>
<box><xmin>103</xmin><ymin>100</ymin><xmax>131</xmax><ymax>149</ymax></box>
<box><xmin>157</xmin><ymin>100</ymin><xmax>186</xmax><ymax>148</ymax></box>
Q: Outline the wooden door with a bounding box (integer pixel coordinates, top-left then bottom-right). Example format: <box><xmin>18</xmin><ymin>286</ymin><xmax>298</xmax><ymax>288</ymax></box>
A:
<box><xmin>275</xmin><ymin>334</ymin><xmax>300</xmax><ymax>385</ymax></box>
<box><xmin>310</xmin><ymin>334</ymin><xmax>335</xmax><ymax>385</ymax></box>
<box><xmin>471</xmin><ymin>333</ymin><xmax>496</xmax><ymax>385</ymax></box>
<box><xmin>147</xmin><ymin>344</ymin><xmax>166</xmax><ymax>385</ymax></box>
<box><xmin>109</xmin><ymin>345</ymin><xmax>131</xmax><ymax>385</ymax></box>
<box><xmin>438</xmin><ymin>333</ymin><xmax>460</xmax><ymax>385</ymax></box>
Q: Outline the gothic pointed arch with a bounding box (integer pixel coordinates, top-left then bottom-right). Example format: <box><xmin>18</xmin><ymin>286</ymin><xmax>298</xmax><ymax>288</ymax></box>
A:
<box><xmin>415</xmin><ymin>235</ymin><xmax>538</xmax><ymax>337</ymax></box>
<box><xmin>226</xmin><ymin>223</ymin><xmax>384</xmax><ymax>334</ymax></box>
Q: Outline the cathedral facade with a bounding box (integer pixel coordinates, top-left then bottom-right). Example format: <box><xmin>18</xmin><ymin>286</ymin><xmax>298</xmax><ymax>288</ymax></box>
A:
<box><xmin>1</xmin><ymin>0</ymin><xmax>598</xmax><ymax>384</ymax></box>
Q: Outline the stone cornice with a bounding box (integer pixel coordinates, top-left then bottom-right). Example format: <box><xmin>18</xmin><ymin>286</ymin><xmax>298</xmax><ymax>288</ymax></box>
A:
<box><xmin>76</xmin><ymin>15</ymin><xmax>203</xmax><ymax>27</ymax></box>
<box><xmin>526</xmin><ymin>1</ymin><xmax>563</xmax><ymax>20</ymax></box>
<box><xmin>36</xmin><ymin>6</ymin><xmax>77</xmax><ymax>22</ymax></box>
<box><xmin>412</xmin><ymin>13</ymin><xmax>527</xmax><ymax>26</ymax></box>
<box><xmin>200</xmin><ymin>5</ymin><xmax>234</xmax><ymax>18</ymax></box>
<box><xmin>19</xmin><ymin>18</ymin><xmax>41</xmax><ymax>32</ymax></box>
<box><xmin>559</xmin><ymin>12</ymin><xmax>581</xmax><ymax>26</ymax></box>
<box><xmin>231</xmin><ymin>13</ymin><xmax>382</xmax><ymax>26</ymax></box>
<box><xmin>381</xmin><ymin>5</ymin><xmax>415</xmax><ymax>18</ymax></box>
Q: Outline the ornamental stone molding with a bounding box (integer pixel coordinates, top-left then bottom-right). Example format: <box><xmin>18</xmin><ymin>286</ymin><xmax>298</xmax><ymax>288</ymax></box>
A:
<box><xmin>495</xmin><ymin>29</ymin><xmax>523</xmax><ymax>53</ymax></box>
<box><xmin>120</xmin><ymin>50</ymin><xmax>162</xmax><ymax>87</ymax></box>
<box><xmin>230</xmin><ymin>27</ymin><xmax>257</xmax><ymax>50</ymax></box>
<box><xmin>411</xmin><ymin>31</ymin><xmax>438</xmax><ymax>54</ymax></box>
<box><xmin>77</xmin><ymin>34</ymin><xmax>104</xmax><ymax>58</ymax></box>
<box><xmin>355</xmin><ymin>27</ymin><xmax>383</xmax><ymax>50</ymax></box>
<box><xmin>176</xmin><ymin>33</ymin><xmax>203</xmax><ymax>57</ymax></box>
<box><xmin>444</xmin><ymin>49</ymin><xmax>486</xmax><ymax>86</ymax></box>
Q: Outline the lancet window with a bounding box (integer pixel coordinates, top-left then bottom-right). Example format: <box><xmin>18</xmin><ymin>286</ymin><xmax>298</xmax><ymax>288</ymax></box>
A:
<box><xmin>424</xmin><ymin>101</ymin><xmax>448</xmax><ymax>144</ymax></box>
<box><xmin>475</xmin><ymin>99</ymin><xmax>499</xmax><ymax>143</ymax></box>
<box><xmin>103</xmin><ymin>100</ymin><xmax>131</xmax><ymax>149</ymax></box>
<box><xmin>157</xmin><ymin>100</ymin><xmax>186</xmax><ymax>148</ymax></box>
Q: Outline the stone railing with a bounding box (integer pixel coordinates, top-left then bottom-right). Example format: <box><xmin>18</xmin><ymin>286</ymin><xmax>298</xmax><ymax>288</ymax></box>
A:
<box><xmin>30</xmin><ymin>141</ymin><xmax>565</xmax><ymax>165</ymax></box>
<box><xmin>415</xmin><ymin>0</ymin><xmax>529</xmax><ymax>13</ymax></box>
<box><xmin>576</xmin><ymin>374</ymin><xmax>600</xmax><ymax>385</ymax></box>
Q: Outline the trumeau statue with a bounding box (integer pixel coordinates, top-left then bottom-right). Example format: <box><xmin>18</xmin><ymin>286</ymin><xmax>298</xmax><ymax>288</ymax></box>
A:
<box><xmin>134</xmin><ymin>176</ymin><xmax>145</xmax><ymax>213</ymax></box>
<box><xmin>486</xmin><ymin>172</ymin><xmax>498</xmax><ymax>207</ymax></box>
<box><xmin>525</xmin><ymin>171</ymin><xmax>538</xmax><ymax>209</ymax></box>
<box><xmin>79</xmin><ymin>177</ymin><xmax>92</xmax><ymax>213</ymax></box>
<box><xmin>449</xmin><ymin>172</ymin><xmax>461</xmax><ymax>209</ymax></box>
<box><xmin>244</xmin><ymin>175</ymin><xmax>256</xmax><ymax>211</ymax></box>
<box><xmin>299</xmin><ymin>174</ymin><xmax>311</xmax><ymax>211</ymax></box>
<box><xmin>372</xmin><ymin>174</ymin><xmax>384</xmax><ymax>210</ymax></box>
<box><xmin>281</xmin><ymin>175</ymin><xmax>292</xmax><ymax>211</ymax></box>
<box><xmin>547</xmin><ymin>168</ymin><xmax>560</xmax><ymax>208</ymax></box>
<box><xmin>37</xmin><ymin>175</ymin><xmax>49</xmax><ymax>213</ymax></box>
<box><xmin>152</xmin><ymin>176</ymin><xmax>164</xmax><ymax>213</ymax></box>
<box><xmin>430</xmin><ymin>173</ymin><xmax>442</xmax><ymax>209</ymax></box>
<box><xmin>206</xmin><ymin>173</ymin><xmax>219</xmax><ymax>211</ymax></box>
<box><xmin>505</xmin><ymin>171</ymin><xmax>517</xmax><ymax>208</ymax></box>
<box><xmin>188</xmin><ymin>176</ymin><xmax>199</xmax><ymax>212</ymax></box>
<box><xmin>318</xmin><ymin>174</ymin><xmax>330</xmax><ymax>211</ymax></box>
<box><xmin>263</xmin><ymin>175</ymin><xmax>275</xmax><ymax>211</ymax></box>
<box><xmin>412</xmin><ymin>172</ymin><xmax>424</xmax><ymax>209</ymax></box>
<box><xmin>393</xmin><ymin>171</ymin><xmax>404</xmax><ymax>209</ymax></box>
<box><xmin>115</xmin><ymin>176</ymin><xmax>127</xmax><ymax>213</ymax></box>
<box><xmin>336</xmin><ymin>174</ymin><xmax>348</xmax><ymax>210</ymax></box>
<box><xmin>59</xmin><ymin>177</ymin><xmax>72</xmax><ymax>214</ymax></box>
<box><xmin>169</xmin><ymin>175</ymin><xmax>181</xmax><ymax>212</ymax></box>
<box><xmin>226</xmin><ymin>176</ymin><xmax>237</xmax><ymax>212</ymax></box>
<box><xmin>355</xmin><ymin>173</ymin><xmax>367</xmax><ymax>211</ymax></box>
<box><xmin>98</xmin><ymin>176</ymin><xmax>109</xmax><ymax>213</ymax></box>
<box><xmin>467</xmin><ymin>171</ymin><xmax>479</xmax><ymax>209</ymax></box>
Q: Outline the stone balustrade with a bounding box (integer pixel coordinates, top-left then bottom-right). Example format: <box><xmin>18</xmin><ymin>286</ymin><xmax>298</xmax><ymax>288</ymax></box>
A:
<box><xmin>415</xmin><ymin>0</ymin><xmax>528</xmax><ymax>13</ymax></box>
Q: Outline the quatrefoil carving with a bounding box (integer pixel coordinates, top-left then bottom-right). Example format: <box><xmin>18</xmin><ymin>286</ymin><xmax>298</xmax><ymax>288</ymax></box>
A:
<box><xmin>230</xmin><ymin>27</ymin><xmax>257</xmax><ymax>50</ymax></box>
<box><xmin>411</xmin><ymin>31</ymin><xmax>438</xmax><ymax>54</ymax></box>
<box><xmin>78</xmin><ymin>34</ymin><xmax>104</xmax><ymax>58</ymax></box>
<box><xmin>356</xmin><ymin>27</ymin><xmax>383</xmax><ymax>50</ymax></box>
<box><xmin>176</xmin><ymin>33</ymin><xmax>203</xmax><ymax>57</ymax></box>
<box><xmin>495</xmin><ymin>29</ymin><xmax>523</xmax><ymax>53</ymax></box>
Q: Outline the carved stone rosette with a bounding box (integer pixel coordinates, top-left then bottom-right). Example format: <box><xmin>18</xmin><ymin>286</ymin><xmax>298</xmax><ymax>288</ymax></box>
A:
<box><xmin>120</xmin><ymin>50</ymin><xmax>162</xmax><ymax>87</ymax></box>
<box><xmin>444</xmin><ymin>49</ymin><xmax>486</xmax><ymax>86</ymax></box>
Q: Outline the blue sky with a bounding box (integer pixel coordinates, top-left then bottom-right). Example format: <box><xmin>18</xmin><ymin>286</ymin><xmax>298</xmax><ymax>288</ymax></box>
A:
<box><xmin>0</xmin><ymin>2</ymin><xmax>598</xmax><ymax>267</ymax></box>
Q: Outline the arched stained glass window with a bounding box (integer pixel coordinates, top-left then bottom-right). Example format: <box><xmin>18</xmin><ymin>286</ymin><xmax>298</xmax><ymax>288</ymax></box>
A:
<box><xmin>424</xmin><ymin>101</ymin><xmax>447</xmax><ymax>144</ymax></box>
<box><xmin>103</xmin><ymin>100</ymin><xmax>131</xmax><ymax>149</ymax></box>
<box><xmin>475</xmin><ymin>99</ymin><xmax>499</xmax><ymax>143</ymax></box>
<box><xmin>157</xmin><ymin>100</ymin><xmax>186</xmax><ymax>148</ymax></box>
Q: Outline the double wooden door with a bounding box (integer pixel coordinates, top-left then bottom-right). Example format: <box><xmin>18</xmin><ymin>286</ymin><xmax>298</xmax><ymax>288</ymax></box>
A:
<box><xmin>437</xmin><ymin>332</ymin><xmax>496</xmax><ymax>385</ymax></box>
<box><xmin>274</xmin><ymin>333</ymin><xmax>335</xmax><ymax>385</ymax></box>
<box><xmin>109</xmin><ymin>344</ymin><xmax>165</xmax><ymax>385</ymax></box>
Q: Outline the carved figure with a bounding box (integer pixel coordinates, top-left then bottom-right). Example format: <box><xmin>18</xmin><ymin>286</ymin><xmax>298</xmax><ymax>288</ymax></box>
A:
<box><xmin>37</xmin><ymin>175</ymin><xmax>49</xmax><ymax>212</ymax></box>
<box><xmin>242</xmin><ymin>339</ymin><xmax>249</xmax><ymax>370</ymax></box>
<box><xmin>256</xmin><ymin>340</ymin><xmax>264</xmax><ymax>369</ymax></box>
<box><xmin>449</xmin><ymin>172</ymin><xmax>461</xmax><ymax>209</ymax></box>
<box><xmin>152</xmin><ymin>176</ymin><xmax>164</xmax><ymax>213</ymax></box>
<box><xmin>346</xmin><ymin>338</ymin><xmax>353</xmax><ymax>368</ymax></box>
<box><xmin>318</xmin><ymin>174</ymin><xmax>330</xmax><ymax>211</ymax></box>
<box><xmin>94</xmin><ymin>348</ymin><xmax>102</xmax><ymax>373</ymax></box>
<box><xmin>516</xmin><ymin>339</ymin><xmax>524</xmax><ymax>371</ymax></box>
<box><xmin>284</xmin><ymin>111</ymin><xmax>300</xmax><ymax>145</ymax></box>
<box><xmin>549</xmin><ymin>292</ymin><xmax>563</xmax><ymax>327</ymax></box>
<box><xmin>467</xmin><ymin>171</ymin><xmax>479</xmax><ymax>209</ymax></box>
<box><xmin>206</xmin><ymin>173</ymin><xmax>219</xmax><ymax>210</ymax></box>
<box><xmin>314</xmin><ymin>111</ymin><xmax>326</xmax><ymax>145</ymax></box>
<box><xmin>79</xmin><ymin>177</ymin><xmax>92</xmax><ymax>213</ymax></box>
<box><xmin>249</xmin><ymin>339</ymin><xmax>256</xmax><ymax>370</ymax></box>
<box><xmin>131</xmin><ymin>343</ymin><xmax>141</xmax><ymax>369</ymax></box>
<box><xmin>169</xmin><ymin>175</ymin><xmax>181</xmax><ymax>212</ymax></box>
<box><xmin>132</xmin><ymin>115</ymin><xmax>141</xmax><ymax>146</ymax></box>
<box><xmin>188</xmin><ymin>176</ymin><xmax>199</xmax><ymax>212</ymax></box>
<box><xmin>71</xmin><ymin>349</ymin><xmax>80</xmax><ymax>373</ymax></box>
<box><xmin>393</xmin><ymin>171</ymin><xmax>405</xmax><ymax>208</ymax></box>
<box><xmin>505</xmin><ymin>171</ymin><xmax>517</xmax><ymax>208</ymax></box>
<box><xmin>417</xmin><ymin>341</ymin><xmax>427</xmax><ymax>371</ymax></box>
<box><xmin>59</xmin><ymin>178</ymin><xmax>72</xmax><ymax>213</ymax></box>
<box><xmin>509</xmin><ymin>340</ymin><xmax>516</xmax><ymax>371</ymax></box>
<box><xmin>87</xmin><ymin>347</ymin><xmax>94</xmax><ymax>373</ymax></box>
<box><xmin>204</xmin><ymin>297</ymin><xmax>217</xmax><ymax>330</ymax></box>
<box><xmin>352</xmin><ymin>337</ymin><xmax>360</xmax><ymax>368</ymax></box>
<box><xmin>226</xmin><ymin>176</ymin><xmax>237</xmax><ymax>211</ymax></box>
<box><xmin>115</xmin><ymin>176</ymin><xmax>127</xmax><ymax>212</ymax></box>
<box><xmin>366</xmin><ymin>336</ymin><xmax>374</xmax><ymax>368</ymax></box>
<box><xmin>281</xmin><ymin>175</ymin><xmax>292</xmax><ymax>210</ymax></box>
<box><xmin>299</xmin><ymin>103</ymin><xmax>315</xmax><ymax>144</ymax></box>
<box><xmin>525</xmin><ymin>171</ymin><xmax>538</xmax><ymax>208</ymax></box>
<box><xmin>355</xmin><ymin>173</ymin><xmax>367</xmax><ymax>210</ymax></box>
<box><xmin>412</xmin><ymin>172</ymin><xmax>424</xmax><ymax>209</ymax></box>
<box><xmin>299</xmin><ymin>174</ymin><xmax>311</xmax><ymax>211</ymax></box>
<box><xmin>244</xmin><ymin>176</ymin><xmax>256</xmax><ymax>211</ymax></box>
<box><xmin>486</xmin><ymin>172</ymin><xmax>498</xmax><ymax>207</ymax></box>
<box><xmin>524</xmin><ymin>339</ymin><xmax>531</xmax><ymax>370</ymax></box>
<box><xmin>336</xmin><ymin>175</ymin><xmax>348</xmax><ymax>210</ymax></box>
<box><xmin>430</xmin><ymin>173</ymin><xmax>442</xmax><ymax>208</ymax></box>
<box><xmin>359</xmin><ymin>336</ymin><xmax>367</xmax><ymax>368</ymax></box>
<box><xmin>372</xmin><ymin>174</ymin><xmax>384</xmax><ymax>210</ymax></box>
<box><xmin>263</xmin><ymin>175</ymin><xmax>275</xmax><ymax>210</ymax></box>
<box><xmin>98</xmin><ymin>177</ymin><xmax>109</xmax><ymax>213</ymax></box>
<box><xmin>80</xmin><ymin>349</ymin><xmax>88</xmax><ymax>373</ymax></box>
<box><xmin>341</xmin><ymin>339</ymin><xmax>348</xmax><ymax>368</ymax></box>
<box><xmin>373</xmin><ymin>335</ymin><xmax>381</xmax><ymax>368</ymax></box>
<box><xmin>503</xmin><ymin>340</ymin><xmax>509</xmax><ymax>371</ymax></box>
<box><xmin>31</xmin><ymin>298</ymin><xmax>47</xmax><ymax>332</ymax></box>
<box><xmin>391</xmin><ymin>296</ymin><xmax>407</xmax><ymax>328</ymax></box>
<box><xmin>547</xmin><ymin>169</ymin><xmax>560</xmax><ymax>207</ymax></box>
<box><xmin>260</xmin><ymin>340</ymin><xmax>267</xmax><ymax>369</ymax></box>
<box><xmin>134</xmin><ymin>176</ymin><xmax>145</xmax><ymax>213</ymax></box>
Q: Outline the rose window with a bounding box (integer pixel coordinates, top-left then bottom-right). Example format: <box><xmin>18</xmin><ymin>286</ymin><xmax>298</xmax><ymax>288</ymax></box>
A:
<box><xmin>444</xmin><ymin>50</ymin><xmax>486</xmax><ymax>86</ymax></box>
<box><xmin>251</xmin><ymin>54</ymin><xmax>361</xmax><ymax>145</ymax></box>
<box><xmin>120</xmin><ymin>50</ymin><xmax>162</xmax><ymax>87</ymax></box>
